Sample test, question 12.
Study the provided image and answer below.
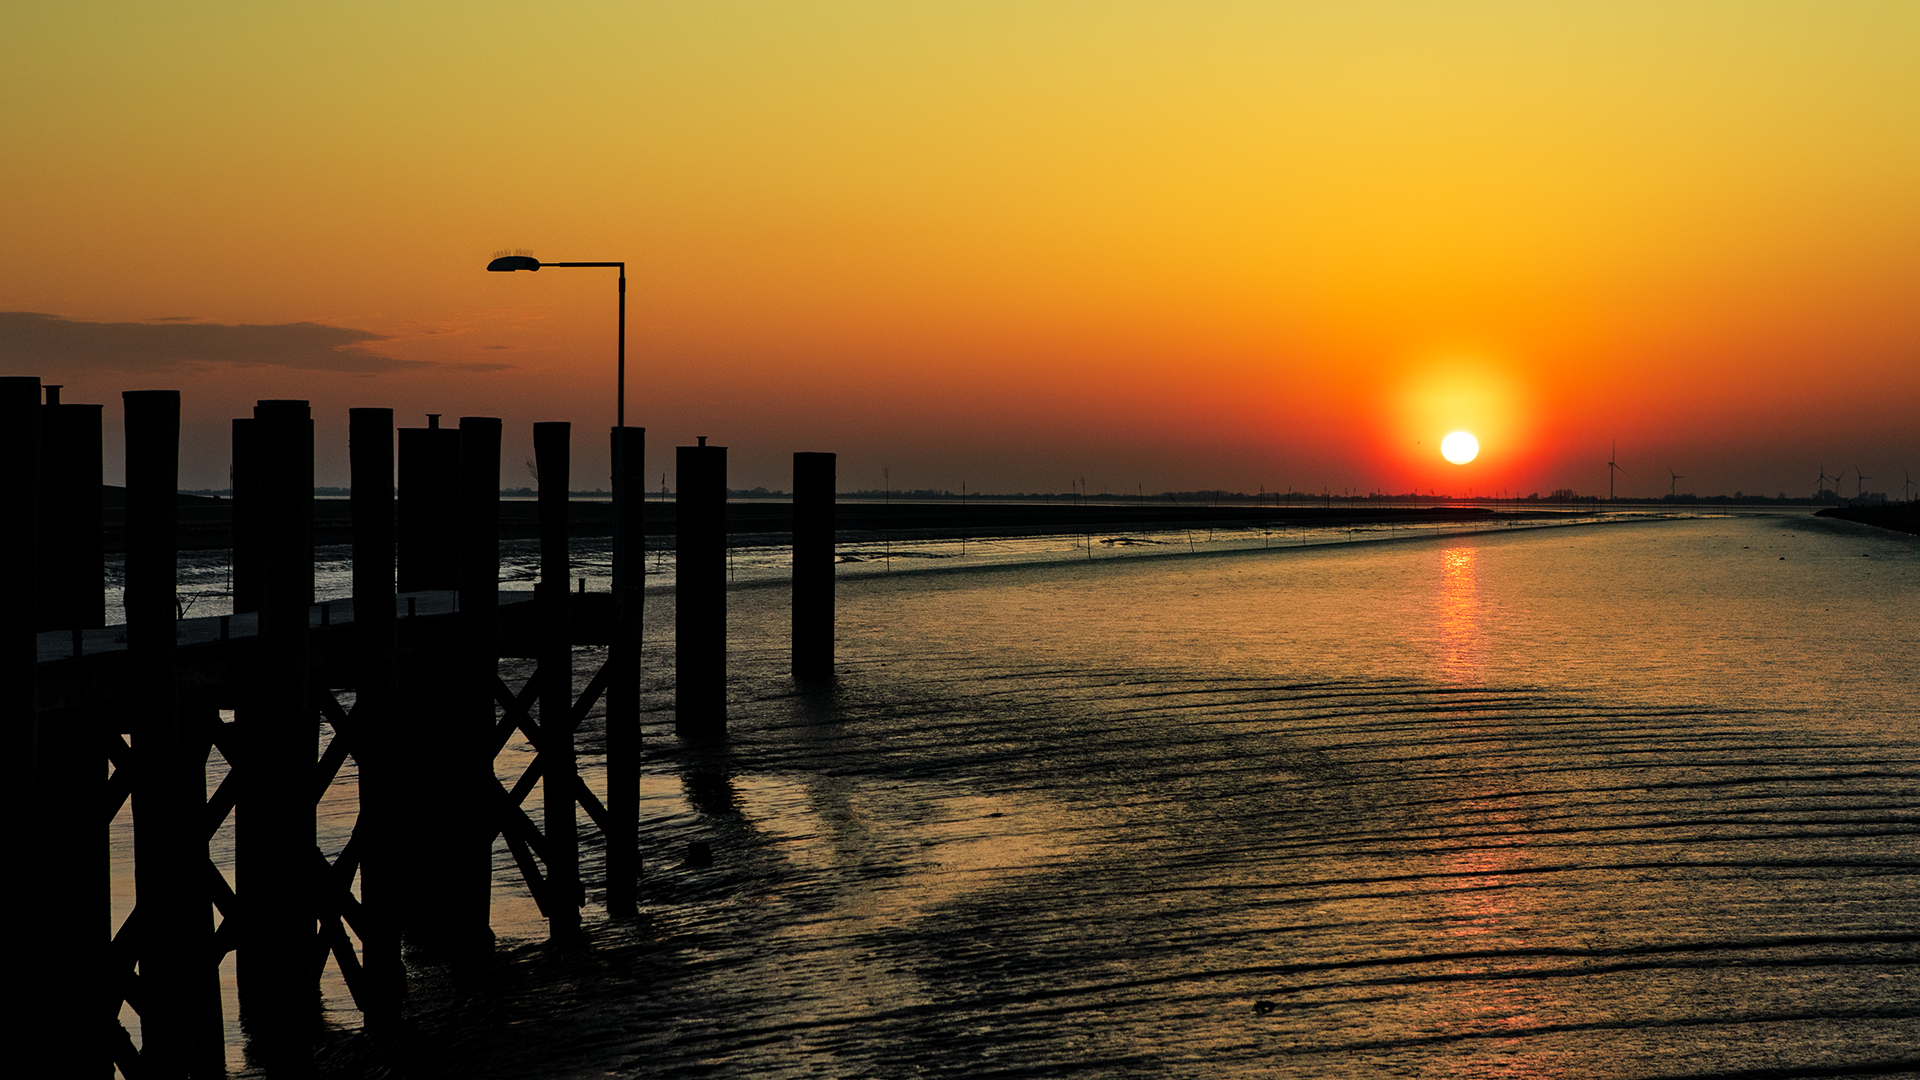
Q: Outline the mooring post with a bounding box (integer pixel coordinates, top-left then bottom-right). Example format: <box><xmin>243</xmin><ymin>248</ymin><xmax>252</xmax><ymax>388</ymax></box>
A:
<box><xmin>36</xmin><ymin>393</ymin><xmax>104</xmax><ymax>631</ymax></box>
<box><xmin>238</xmin><ymin>398</ymin><xmax>317</xmax><ymax>1068</ymax></box>
<box><xmin>125</xmin><ymin>389</ymin><xmax>224</xmax><ymax>1075</ymax></box>
<box><xmin>448</xmin><ymin>416</ymin><xmax>502</xmax><ymax>950</ymax></box>
<box><xmin>676</xmin><ymin>438</ymin><xmax>728</xmax><ymax>736</ymax></box>
<box><xmin>349</xmin><ymin>407</ymin><xmax>403</xmax><ymax>1016</ymax></box>
<box><xmin>231</xmin><ymin>417</ymin><xmax>262</xmax><ymax>613</ymax></box>
<box><xmin>395</xmin><ymin>415</ymin><xmax>464</xmax><ymax>949</ymax></box>
<box><xmin>396</xmin><ymin>415</ymin><xmax>461</xmax><ymax>594</ymax></box>
<box><xmin>535</xmin><ymin>422</ymin><xmax>579</xmax><ymax>934</ymax></box>
<box><xmin>23</xmin><ymin>383</ymin><xmax>107</xmax><ymax>1077</ymax></box>
<box><xmin>0</xmin><ymin>377</ymin><xmax>49</xmax><ymax>1070</ymax></box>
<box><xmin>792</xmin><ymin>452</ymin><xmax>836</xmax><ymax>681</ymax></box>
<box><xmin>0</xmin><ymin>378</ymin><xmax>38</xmax><ymax>785</ymax></box>
<box><xmin>606</xmin><ymin>425</ymin><xmax>644</xmax><ymax>913</ymax></box>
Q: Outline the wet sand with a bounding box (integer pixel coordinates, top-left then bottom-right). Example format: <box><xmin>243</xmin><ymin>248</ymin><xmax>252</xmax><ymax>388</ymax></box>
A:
<box><xmin>306</xmin><ymin>519</ymin><xmax>1920</xmax><ymax>1078</ymax></box>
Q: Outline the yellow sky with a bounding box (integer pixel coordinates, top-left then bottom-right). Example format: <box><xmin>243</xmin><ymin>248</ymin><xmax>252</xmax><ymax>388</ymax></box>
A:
<box><xmin>3</xmin><ymin>2</ymin><xmax>1917</xmax><ymax>495</ymax></box>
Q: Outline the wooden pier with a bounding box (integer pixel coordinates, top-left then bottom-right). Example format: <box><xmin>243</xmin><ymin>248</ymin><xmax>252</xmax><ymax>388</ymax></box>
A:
<box><xmin>4</xmin><ymin>380</ymin><xmax>695</xmax><ymax>1079</ymax></box>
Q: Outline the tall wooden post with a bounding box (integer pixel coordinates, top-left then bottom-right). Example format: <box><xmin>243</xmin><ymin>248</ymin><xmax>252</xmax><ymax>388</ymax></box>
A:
<box><xmin>238</xmin><ymin>398</ymin><xmax>316</xmax><ymax>1071</ymax></box>
<box><xmin>348</xmin><ymin>408</ymin><xmax>403</xmax><ymax>1016</ymax></box>
<box><xmin>535</xmin><ymin>422</ymin><xmax>579</xmax><ymax>935</ymax></box>
<box><xmin>446</xmin><ymin>416</ymin><xmax>501</xmax><ymax>950</ymax></box>
<box><xmin>0</xmin><ymin>377</ymin><xmax>38</xmax><ymax>782</ymax></box>
<box><xmin>231</xmin><ymin>418</ymin><xmax>262</xmax><ymax>613</ymax></box>
<box><xmin>397</xmin><ymin>416</ymin><xmax>460</xmax><ymax>594</ymax></box>
<box><xmin>606</xmin><ymin>426</ymin><xmax>643</xmax><ymax>914</ymax></box>
<box><xmin>125</xmin><ymin>390</ymin><xmax>222</xmax><ymax>1075</ymax></box>
<box><xmin>675</xmin><ymin>439</ymin><xmax>727</xmax><ymax>736</ymax></box>
<box><xmin>36</xmin><ymin>394</ymin><xmax>104</xmax><ymax>631</ymax></box>
<box><xmin>20</xmin><ymin>383</ymin><xmax>108</xmax><ymax>1076</ymax></box>
<box><xmin>395</xmin><ymin>414</ymin><xmax>463</xmax><ymax>946</ymax></box>
<box><xmin>0</xmin><ymin>377</ymin><xmax>47</xmax><ymax>1069</ymax></box>
<box><xmin>792</xmin><ymin>452</ymin><xmax>836</xmax><ymax>681</ymax></box>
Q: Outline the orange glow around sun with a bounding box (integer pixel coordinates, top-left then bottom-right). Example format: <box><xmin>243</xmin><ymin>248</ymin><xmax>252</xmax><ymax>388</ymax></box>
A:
<box><xmin>1379</xmin><ymin>355</ymin><xmax>1536</xmax><ymax>490</ymax></box>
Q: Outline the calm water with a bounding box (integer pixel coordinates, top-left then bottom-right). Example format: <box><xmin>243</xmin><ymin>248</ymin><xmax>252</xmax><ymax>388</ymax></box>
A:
<box><xmin>110</xmin><ymin>511</ymin><xmax>1920</xmax><ymax>1077</ymax></box>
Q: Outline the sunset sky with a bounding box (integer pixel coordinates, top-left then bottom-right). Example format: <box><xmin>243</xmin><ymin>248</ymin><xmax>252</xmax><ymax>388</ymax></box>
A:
<box><xmin>4</xmin><ymin>2</ymin><xmax>1917</xmax><ymax>498</ymax></box>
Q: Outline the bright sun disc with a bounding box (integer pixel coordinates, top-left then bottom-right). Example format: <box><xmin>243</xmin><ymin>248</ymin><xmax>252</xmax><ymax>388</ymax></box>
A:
<box><xmin>1441</xmin><ymin>431</ymin><xmax>1479</xmax><ymax>464</ymax></box>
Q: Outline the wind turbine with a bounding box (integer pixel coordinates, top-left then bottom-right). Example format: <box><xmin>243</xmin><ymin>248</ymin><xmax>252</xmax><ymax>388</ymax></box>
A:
<box><xmin>1607</xmin><ymin>441</ymin><xmax>1626</xmax><ymax>501</ymax></box>
<box><xmin>1855</xmin><ymin>467</ymin><xmax>1871</xmax><ymax>500</ymax></box>
<box><xmin>1905</xmin><ymin>471</ymin><xmax>1915</xmax><ymax>503</ymax></box>
<box><xmin>1668</xmin><ymin>467</ymin><xmax>1684</xmax><ymax>499</ymax></box>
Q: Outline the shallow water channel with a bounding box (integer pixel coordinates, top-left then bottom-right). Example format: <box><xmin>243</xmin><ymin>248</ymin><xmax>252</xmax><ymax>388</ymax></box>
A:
<box><xmin>112</xmin><ymin>511</ymin><xmax>1920</xmax><ymax>1077</ymax></box>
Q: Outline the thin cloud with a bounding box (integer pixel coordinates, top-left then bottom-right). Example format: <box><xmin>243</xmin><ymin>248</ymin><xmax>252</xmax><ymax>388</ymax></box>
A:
<box><xmin>0</xmin><ymin>311</ymin><xmax>512</xmax><ymax>374</ymax></box>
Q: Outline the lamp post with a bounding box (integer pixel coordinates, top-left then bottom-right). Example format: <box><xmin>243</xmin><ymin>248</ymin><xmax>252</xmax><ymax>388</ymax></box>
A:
<box><xmin>485</xmin><ymin>252</ymin><xmax>641</xmax><ymax>915</ymax></box>
<box><xmin>486</xmin><ymin>255</ymin><xmax>627</xmax><ymax>428</ymax></box>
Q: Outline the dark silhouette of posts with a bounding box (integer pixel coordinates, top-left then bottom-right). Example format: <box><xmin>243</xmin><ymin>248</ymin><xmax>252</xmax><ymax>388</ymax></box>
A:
<box><xmin>676</xmin><ymin>439</ymin><xmax>727</xmax><ymax>736</ymax></box>
<box><xmin>535</xmin><ymin>422</ymin><xmax>579</xmax><ymax>935</ymax></box>
<box><xmin>1</xmin><ymin>377</ymin><xmax>50</xmax><ymax>1072</ymax></box>
<box><xmin>36</xmin><ymin>388</ymin><xmax>104</xmax><ymax>631</ymax></box>
<box><xmin>606</xmin><ymin>426</ymin><xmax>643</xmax><ymax>913</ymax></box>
<box><xmin>238</xmin><ymin>398</ymin><xmax>316</xmax><ymax>1069</ymax></box>
<box><xmin>397</xmin><ymin>415</ymin><xmax>460</xmax><ymax>594</ymax></box>
<box><xmin>348</xmin><ymin>408</ymin><xmax>403</xmax><ymax>1016</ymax></box>
<box><xmin>792</xmin><ymin>452</ymin><xmax>836</xmax><ymax>681</ymax></box>
<box><xmin>125</xmin><ymin>390</ymin><xmax>223</xmax><ymax>1075</ymax></box>
<box><xmin>1</xmin><ymin>378</ymin><xmax>38</xmax><ymax>779</ymax></box>
<box><xmin>23</xmin><ymin>382</ymin><xmax>104</xmax><ymax>1076</ymax></box>
<box><xmin>447</xmin><ymin>416</ymin><xmax>501</xmax><ymax>950</ymax></box>
<box><xmin>395</xmin><ymin>414</ymin><xmax>466</xmax><ymax>950</ymax></box>
<box><xmin>231</xmin><ymin>418</ymin><xmax>263</xmax><ymax>613</ymax></box>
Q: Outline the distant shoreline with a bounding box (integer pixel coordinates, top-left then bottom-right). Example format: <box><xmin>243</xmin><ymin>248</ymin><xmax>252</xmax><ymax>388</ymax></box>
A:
<box><xmin>72</xmin><ymin>484</ymin><xmax>1856</xmax><ymax>553</ymax></box>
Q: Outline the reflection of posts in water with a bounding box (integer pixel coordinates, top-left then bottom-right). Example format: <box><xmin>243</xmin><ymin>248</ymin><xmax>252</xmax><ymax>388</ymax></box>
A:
<box><xmin>238</xmin><ymin>398</ymin><xmax>317</xmax><ymax>1064</ymax></box>
<box><xmin>349</xmin><ymin>407</ymin><xmax>404</xmax><ymax>1016</ymax></box>
<box><xmin>607</xmin><ymin>425</ymin><xmax>644</xmax><ymax>912</ymax></box>
<box><xmin>535</xmin><ymin>422</ymin><xmax>581</xmax><ymax>936</ymax></box>
<box><xmin>677</xmin><ymin>439</ymin><xmax>728</xmax><ymax>735</ymax></box>
<box><xmin>792</xmin><ymin>451</ymin><xmax>836</xmax><ymax>681</ymax></box>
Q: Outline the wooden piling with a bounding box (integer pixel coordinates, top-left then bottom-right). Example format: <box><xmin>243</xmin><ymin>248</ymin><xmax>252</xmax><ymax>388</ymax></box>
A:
<box><xmin>1</xmin><ymin>378</ymin><xmax>38</xmax><ymax>780</ymax></box>
<box><xmin>21</xmin><ymin>383</ymin><xmax>108</xmax><ymax>1077</ymax></box>
<box><xmin>124</xmin><ymin>389</ymin><xmax>223</xmax><ymax>1075</ymax></box>
<box><xmin>535</xmin><ymin>422</ymin><xmax>579</xmax><ymax>935</ymax></box>
<box><xmin>676</xmin><ymin>439</ymin><xmax>728</xmax><ymax>736</ymax></box>
<box><xmin>606</xmin><ymin>426</ymin><xmax>644</xmax><ymax>913</ymax></box>
<box><xmin>36</xmin><ymin>396</ymin><xmax>104</xmax><ymax>631</ymax></box>
<box><xmin>792</xmin><ymin>452</ymin><xmax>836</xmax><ymax>681</ymax></box>
<box><xmin>449</xmin><ymin>416</ymin><xmax>501</xmax><ymax>950</ymax></box>
<box><xmin>395</xmin><ymin>415</ymin><xmax>462</xmax><ymax>947</ymax></box>
<box><xmin>1</xmin><ymin>377</ymin><xmax>48</xmax><ymax>1070</ymax></box>
<box><xmin>348</xmin><ymin>407</ymin><xmax>403</xmax><ymax>1015</ymax></box>
<box><xmin>231</xmin><ymin>418</ymin><xmax>262</xmax><ymax>613</ymax></box>
<box><xmin>237</xmin><ymin>398</ymin><xmax>317</xmax><ymax>1069</ymax></box>
<box><xmin>396</xmin><ymin>417</ymin><xmax>461</xmax><ymax>594</ymax></box>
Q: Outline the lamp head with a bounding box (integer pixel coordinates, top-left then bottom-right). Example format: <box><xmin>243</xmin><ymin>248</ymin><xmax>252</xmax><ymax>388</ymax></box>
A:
<box><xmin>487</xmin><ymin>255</ymin><xmax>541</xmax><ymax>272</ymax></box>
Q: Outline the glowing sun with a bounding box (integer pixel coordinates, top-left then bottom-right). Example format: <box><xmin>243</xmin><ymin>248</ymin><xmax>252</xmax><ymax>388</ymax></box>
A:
<box><xmin>1440</xmin><ymin>431</ymin><xmax>1479</xmax><ymax>464</ymax></box>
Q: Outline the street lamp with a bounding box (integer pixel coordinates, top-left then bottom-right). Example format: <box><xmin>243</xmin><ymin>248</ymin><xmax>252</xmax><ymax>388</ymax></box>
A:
<box><xmin>486</xmin><ymin>254</ymin><xmax>628</xmax><ymax>428</ymax></box>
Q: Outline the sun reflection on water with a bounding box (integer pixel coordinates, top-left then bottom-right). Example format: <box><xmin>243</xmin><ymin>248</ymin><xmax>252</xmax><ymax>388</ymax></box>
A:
<box><xmin>1437</xmin><ymin>546</ymin><xmax>1485</xmax><ymax>684</ymax></box>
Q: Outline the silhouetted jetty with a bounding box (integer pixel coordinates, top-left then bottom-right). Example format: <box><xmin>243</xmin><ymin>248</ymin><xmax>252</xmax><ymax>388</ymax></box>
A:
<box><xmin>4</xmin><ymin>376</ymin><xmax>847</xmax><ymax>1079</ymax></box>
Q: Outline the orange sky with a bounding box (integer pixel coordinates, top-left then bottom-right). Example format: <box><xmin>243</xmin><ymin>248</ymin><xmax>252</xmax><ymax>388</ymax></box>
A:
<box><xmin>3</xmin><ymin>2</ymin><xmax>1918</xmax><ymax>497</ymax></box>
